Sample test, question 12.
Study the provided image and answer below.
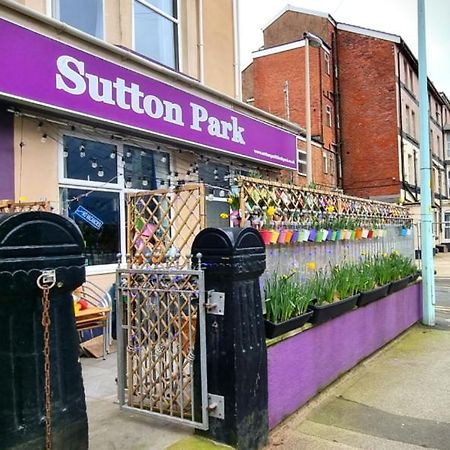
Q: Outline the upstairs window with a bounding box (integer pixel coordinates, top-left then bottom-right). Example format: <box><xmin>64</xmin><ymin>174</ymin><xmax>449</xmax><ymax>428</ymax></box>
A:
<box><xmin>54</xmin><ymin>0</ymin><xmax>104</xmax><ymax>39</ymax></box>
<box><xmin>324</xmin><ymin>52</ymin><xmax>331</xmax><ymax>75</ymax></box>
<box><xmin>298</xmin><ymin>151</ymin><xmax>307</xmax><ymax>176</ymax></box>
<box><xmin>134</xmin><ymin>0</ymin><xmax>179</xmax><ymax>69</ymax></box>
<box><xmin>325</xmin><ymin>105</ymin><xmax>332</xmax><ymax>127</ymax></box>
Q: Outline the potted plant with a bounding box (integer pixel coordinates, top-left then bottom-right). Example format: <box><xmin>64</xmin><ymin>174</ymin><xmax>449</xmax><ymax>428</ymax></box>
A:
<box><xmin>264</xmin><ymin>272</ymin><xmax>314</xmax><ymax>338</ymax></box>
<box><xmin>387</xmin><ymin>252</ymin><xmax>417</xmax><ymax>294</ymax></box>
<box><xmin>308</xmin><ymin>264</ymin><xmax>360</xmax><ymax>325</ymax></box>
<box><xmin>357</xmin><ymin>256</ymin><xmax>391</xmax><ymax>307</ymax></box>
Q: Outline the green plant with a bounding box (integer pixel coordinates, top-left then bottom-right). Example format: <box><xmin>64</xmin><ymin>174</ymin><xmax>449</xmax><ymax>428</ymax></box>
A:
<box><xmin>264</xmin><ymin>272</ymin><xmax>314</xmax><ymax>323</ymax></box>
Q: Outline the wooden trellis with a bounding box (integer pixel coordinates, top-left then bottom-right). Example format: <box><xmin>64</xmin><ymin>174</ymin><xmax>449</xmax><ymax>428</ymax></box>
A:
<box><xmin>127</xmin><ymin>183</ymin><xmax>206</xmax><ymax>268</ymax></box>
<box><xmin>0</xmin><ymin>199</ymin><xmax>50</xmax><ymax>213</ymax></box>
<box><xmin>237</xmin><ymin>176</ymin><xmax>409</xmax><ymax>225</ymax></box>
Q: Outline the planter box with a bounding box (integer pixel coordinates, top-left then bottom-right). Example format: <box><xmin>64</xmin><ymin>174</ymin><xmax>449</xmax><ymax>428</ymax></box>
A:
<box><xmin>268</xmin><ymin>283</ymin><xmax>423</xmax><ymax>429</ymax></box>
<box><xmin>388</xmin><ymin>276</ymin><xmax>410</xmax><ymax>294</ymax></box>
<box><xmin>357</xmin><ymin>284</ymin><xmax>390</xmax><ymax>307</ymax></box>
<box><xmin>308</xmin><ymin>294</ymin><xmax>359</xmax><ymax>325</ymax></box>
<box><xmin>265</xmin><ymin>311</ymin><xmax>313</xmax><ymax>339</ymax></box>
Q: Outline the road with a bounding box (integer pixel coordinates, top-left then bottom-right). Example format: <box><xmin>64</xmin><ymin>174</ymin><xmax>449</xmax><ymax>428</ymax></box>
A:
<box><xmin>435</xmin><ymin>278</ymin><xmax>450</xmax><ymax>329</ymax></box>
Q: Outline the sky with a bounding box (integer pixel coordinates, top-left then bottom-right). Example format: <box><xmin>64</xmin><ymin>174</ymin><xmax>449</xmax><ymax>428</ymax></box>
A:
<box><xmin>238</xmin><ymin>0</ymin><xmax>450</xmax><ymax>95</ymax></box>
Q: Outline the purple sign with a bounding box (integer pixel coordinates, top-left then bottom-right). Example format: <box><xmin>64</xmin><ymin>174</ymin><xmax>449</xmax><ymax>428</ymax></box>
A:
<box><xmin>0</xmin><ymin>18</ymin><xmax>297</xmax><ymax>169</ymax></box>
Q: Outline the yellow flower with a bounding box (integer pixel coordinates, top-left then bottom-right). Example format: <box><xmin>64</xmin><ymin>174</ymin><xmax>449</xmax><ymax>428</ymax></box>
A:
<box><xmin>267</xmin><ymin>206</ymin><xmax>276</xmax><ymax>217</ymax></box>
<box><xmin>220</xmin><ymin>212</ymin><xmax>229</xmax><ymax>219</ymax></box>
<box><xmin>326</xmin><ymin>205</ymin><xmax>335</xmax><ymax>213</ymax></box>
<box><xmin>393</xmin><ymin>250</ymin><xmax>400</xmax><ymax>256</ymax></box>
<box><xmin>227</xmin><ymin>197</ymin><xmax>233</xmax><ymax>204</ymax></box>
<box><xmin>306</xmin><ymin>261</ymin><xmax>316</xmax><ymax>270</ymax></box>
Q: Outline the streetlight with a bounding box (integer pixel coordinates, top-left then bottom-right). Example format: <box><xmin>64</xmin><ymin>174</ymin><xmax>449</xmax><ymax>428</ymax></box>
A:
<box><xmin>303</xmin><ymin>32</ymin><xmax>323</xmax><ymax>185</ymax></box>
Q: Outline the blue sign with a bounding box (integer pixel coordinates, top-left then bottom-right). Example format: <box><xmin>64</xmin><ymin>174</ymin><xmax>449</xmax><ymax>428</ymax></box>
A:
<box><xmin>74</xmin><ymin>206</ymin><xmax>103</xmax><ymax>230</ymax></box>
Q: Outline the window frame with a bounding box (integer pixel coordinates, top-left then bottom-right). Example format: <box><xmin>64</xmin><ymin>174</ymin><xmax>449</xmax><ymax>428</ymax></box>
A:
<box><xmin>324</xmin><ymin>52</ymin><xmax>331</xmax><ymax>76</ymax></box>
<box><xmin>132</xmin><ymin>0</ymin><xmax>181</xmax><ymax>71</ymax></box>
<box><xmin>58</xmin><ymin>131</ymin><xmax>171</xmax><ymax>274</ymax></box>
<box><xmin>297</xmin><ymin>150</ymin><xmax>307</xmax><ymax>177</ymax></box>
<box><xmin>52</xmin><ymin>0</ymin><xmax>105</xmax><ymax>40</ymax></box>
<box><xmin>325</xmin><ymin>105</ymin><xmax>332</xmax><ymax>128</ymax></box>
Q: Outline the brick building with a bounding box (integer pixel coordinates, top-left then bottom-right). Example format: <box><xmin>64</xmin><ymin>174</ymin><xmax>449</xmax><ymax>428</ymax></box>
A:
<box><xmin>242</xmin><ymin>5</ymin><xmax>450</xmax><ymax>245</ymax></box>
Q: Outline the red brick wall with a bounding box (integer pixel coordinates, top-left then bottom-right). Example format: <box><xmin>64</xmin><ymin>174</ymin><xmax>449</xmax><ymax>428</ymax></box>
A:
<box><xmin>337</xmin><ymin>31</ymin><xmax>400</xmax><ymax>198</ymax></box>
<box><xmin>252</xmin><ymin>46</ymin><xmax>336</xmax><ymax>188</ymax></box>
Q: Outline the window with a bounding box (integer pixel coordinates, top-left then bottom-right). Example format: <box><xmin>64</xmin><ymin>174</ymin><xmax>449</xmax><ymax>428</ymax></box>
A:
<box><xmin>447</xmin><ymin>134</ymin><xmax>450</xmax><ymax>158</ymax></box>
<box><xmin>323</xmin><ymin>152</ymin><xmax>328</xmax><ymax>174</ymax></box>
<box><xmin>324</xmin><ymin>52</ymin><xmax>330</xmax><ymax>75</ymax></box>
<box><xmin>411</xmin><ymin>110</ymin><xmax>416</xmax><ymax>138</ymax></box>
<box><xmin>444</xmin><ymin>212</ymin><xmax>450</xmax><ymax>240</ymax></box>
<box><xmin>437</xmin><ymin>135</ymin><xmax>441</xmax><ymax>156</ymax></box>
<box><xmin>60</xmin><ymin>135</ymin><xmax>170</xmax><ymax>268</ymax></box>
<box><xmin>407</xmin><ymin>154</ymin><xmax>414</xmax><ymax>183</ymax></box>
<box><xmin>405</xmin><ymin>105</ymin><xmax>410</xmax><ymax>135</ymax></box>
<box><xmin>61</xmin><ymin>188</ymin><xmax>120</xmax><ymax>265</ymax></box>
<box><xmin>54</xmin><ymin>0</ymin><xmax>103</xmax><ymax>39</ymax></box>
<box><xmin>298</xmin><ymin>151</ymin><xmax>307</xmax><ymax>176</ymax></box>
<box><xmin>329</xmin><ymin>155</ymin><xmax>335</xmax><ymax>175</ymax></box>
<box><xmin>436</xmin><ymin>102</ymin><xmax>440</xmax><ymax>122</ymax></box>
<box><xmin>325</xmin><ymin>105</ymin><xmax>332</xmax><ymax>127</ymax></box>
<box><xmin>403</xmin><ymin>60</ymin><xmax>408</xmax><ymax>85</ymax></box>
<box><xmin>134</xmin><ymin>0</ymin><xmax>179</xmax><ymax>69</ymax></box>
<box><xmin>409</xmin><ymin>68</ymin><xmax>414</xmax><ymax>93</ymax></box>
<box><xmin>430</xmin><ymin>129</ymin><xmax>434</xmax><ymax>152</ymax></box>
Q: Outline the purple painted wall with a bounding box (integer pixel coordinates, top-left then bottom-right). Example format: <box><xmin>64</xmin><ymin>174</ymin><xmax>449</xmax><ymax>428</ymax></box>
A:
<box><xmin>267</xmin><ymin>283</ymin><xmax>422</xmax><ymax>429</ymax></box>
<box><xmin>0</xmin><ymin>104</ymin><xmax>14</xmax><ymax>200</ymax></box>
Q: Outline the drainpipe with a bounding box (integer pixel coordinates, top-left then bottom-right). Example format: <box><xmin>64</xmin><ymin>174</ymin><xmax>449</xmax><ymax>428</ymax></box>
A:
<box><xmin>197</xmin><ymin>0</ymin><xmax>205</xmax><ymax>83</ymax></box>
<box><xmin>332</xmin><ymin>31</ymin><xmax>343</xmax><ymax>188</ymax></box>
<box><xmin>418</xmin><ymin>0</ymin><xmax>435</xmax><ymax>326</ymax></box>
<box><xmin>396</xmin><ymin>50</ymin><xmax>409</xmax><ymax>200</ymax></box>
<box><xmin>232</xmin><ymin>0</ymin><xmax>241</xmax><ymax>100</ymax></box>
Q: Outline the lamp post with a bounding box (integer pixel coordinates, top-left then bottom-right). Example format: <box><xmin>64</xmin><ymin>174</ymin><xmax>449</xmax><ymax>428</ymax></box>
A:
<box><xmin>418</xmin><ymin>0</ymin><xmax>435</xmax><ymax>326</ymax></box>
<box><xmin>303</xmin><ymin>32</ymin><xmax>322</xmax><ymax>185</ymax></box>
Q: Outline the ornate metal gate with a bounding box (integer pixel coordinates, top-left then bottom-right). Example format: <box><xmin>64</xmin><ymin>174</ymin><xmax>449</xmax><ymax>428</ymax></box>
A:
<box><xmin>116</xmin><ymin>264</ymin><xmax>209</xmax><ymax>429</ymax></box>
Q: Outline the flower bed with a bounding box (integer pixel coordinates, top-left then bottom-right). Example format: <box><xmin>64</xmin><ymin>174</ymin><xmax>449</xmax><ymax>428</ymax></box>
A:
<box><xmin>264</xmin><ymin>252</ymin><xmax>418</xmax><ymax>336</ymax></box>
<box><xmin>267</xmin><ymin>282</ymin><xmax>422</xmax><ymax>429</ymax></box>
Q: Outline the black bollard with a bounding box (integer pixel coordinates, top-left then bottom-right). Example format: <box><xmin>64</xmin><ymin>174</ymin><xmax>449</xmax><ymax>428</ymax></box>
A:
<box><xmin>0</xmin><ymin>211</ymin><xmax>88</xmax><ymax>450</ymax></box>
<box><xmin>192</xmin><ymin>227</ymin><xmax>268</xmax><ymax>449</ymax></box>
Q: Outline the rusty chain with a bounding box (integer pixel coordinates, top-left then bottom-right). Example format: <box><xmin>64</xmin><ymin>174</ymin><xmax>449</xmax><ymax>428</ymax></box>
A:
<box><xmin>37</xmin><ymin>270</ymin><xmax>56</xmax><ymax>450</ymax></box>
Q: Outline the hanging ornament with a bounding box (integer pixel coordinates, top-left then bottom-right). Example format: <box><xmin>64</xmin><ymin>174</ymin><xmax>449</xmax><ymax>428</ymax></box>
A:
<box><xmin>126</xmin><ymin>149</ymin><xmax>132</xmax><ymax>158</ymax></box>
<box><xmin>41</xmin><ymin>134</ymin><xmax>48</xmax><ymax>143</ymax></box>
<box><xmin>125</xmin><ymin>178</ymin><xmax>132</xmax><ymax>189</ymax></box>
<box><xmin>97</xmin><ymin>166</ymin><xmax>104</xmax><ymax>177</ymax></box>
<box><xmin>79</xmin><ymin>144</ymin><xmax>86</xmax><ymax>158</ymax></box>
<box><xmin>142</xmin><ymin>178</ymin><xmax>148</xmax><ymax>187</ymax></box>
<box><xmin>63</xmin><ymin>147</ymin><xmax>69</xmax><ymax>158</ymax></box>
<box><xmin>110</xmin><ymin>150</ymin><xmax>117</xmax><ymax>159</ymax></box>
<box><xmin>91</xmin><ymin>158</ymin><xmax>98</xmax><ymax>169</ymax></box>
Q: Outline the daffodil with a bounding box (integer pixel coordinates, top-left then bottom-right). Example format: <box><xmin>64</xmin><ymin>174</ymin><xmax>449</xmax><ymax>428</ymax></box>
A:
<box><xmin>220</xmin><ymin>212</ymin><xmax>229</xmax><ymax>219</ymax></box>
<box><xmin>227</xmin><ymin>197</ymin><xmax>233</xmax><ymax>204</ymax></box>
<box><xmin>326</xmin><ymin>205</ymin><xmax>335</xmax><ymax>213</ymax></box>
<box><xmin>307</xmin><ymin>261</ymin><xmax>316</xmax><ymax>270</ymax></box>
<box><xmin>267</xmin><ymin>206</ymin><xmax>276</xmax><ymax>217</ymax></box>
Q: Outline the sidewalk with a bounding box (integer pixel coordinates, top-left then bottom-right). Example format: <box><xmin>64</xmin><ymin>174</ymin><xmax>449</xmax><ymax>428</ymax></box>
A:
<box><xmin>265</xmin><ymin>323</ymin><xmax>450</xmax><ymax>449</ymax></box>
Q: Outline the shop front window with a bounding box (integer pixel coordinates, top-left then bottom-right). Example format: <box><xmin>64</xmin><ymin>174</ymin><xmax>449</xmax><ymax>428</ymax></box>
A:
<box><xmin>64</xmin><ymin>136</ymin><xmax>118</xmax><ymax>184</ymax></box>
<box><xmin>60</xmin><ymin>134</ymin><xmax>171</xmax><ymax>269</ymax></box>
<box><xmin>54</xmin><ymin>0</ymin><xmax>104</xmax><ymax>39</ymax></box>
<box><xmin>60</xmin><ymin>188</ymin><xmax>120</xmax><ymax>266</ymax></box>
<box><xmin>134</xmin><ymin>0</ymin><xmax>178</xmax><ymax>69</ymax></box>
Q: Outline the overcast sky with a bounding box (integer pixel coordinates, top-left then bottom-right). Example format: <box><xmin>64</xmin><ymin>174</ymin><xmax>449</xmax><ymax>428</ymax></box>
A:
<box><xmin>238</xmin><ymin>0</ymin><xmax>450</xmax><ymax>95</ymax></box>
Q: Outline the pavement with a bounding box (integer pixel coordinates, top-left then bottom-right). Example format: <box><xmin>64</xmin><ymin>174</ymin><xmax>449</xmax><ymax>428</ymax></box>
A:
<box><xmin>81</xmin><ymin>253</ymin><xmax>450</xmax><ymax>450</ymax></box>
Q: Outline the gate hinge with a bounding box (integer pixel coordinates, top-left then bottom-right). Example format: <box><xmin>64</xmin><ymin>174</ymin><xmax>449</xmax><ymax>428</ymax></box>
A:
<box><xmin>207</xmin><ymin>394</ymin><xmax>225</xmax><ymax>419</ymax></box>
<box><xmin>205</xmin><ymin>291</ymin><xmax>225</xmax><ymax>315</ymax></box>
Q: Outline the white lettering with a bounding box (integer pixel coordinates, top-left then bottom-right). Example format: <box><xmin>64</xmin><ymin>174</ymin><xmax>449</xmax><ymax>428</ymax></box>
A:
<box><xmin>112</xmin><ymin>78</ymin><xmax>132</xmax><ymax>110</ymax></box>
<box><xmin>143</xmin><ymin>95</ymin><xmax>164</xmax><ymax>118</ymax></box>
<box><xmin>163</xmin><ymin>101</ymin><xmax>184</xmax><ymax>126</ymax></box>
<box><xmin>231</xmin><ymin>117</ymin><xmax>245</xmax><ymax>144</ymax></box>
<box><xmin>85</xmin><ymin>74</ymin><xmax>115</xmax><ymax>105</ymax></box>
<box><xmin>190</xmin><ymin>103</ymin><xmax>208</xmax><ymax>131</ymax></box>
<box><xmin>56</xmin><ymin>55</ymin><xmax>86</xmax><ymax>95</ymax></box>
<box><xmin>130</xmin><ymin>83</ymin><xmax>144</xmax><ymax>114</ymax></box>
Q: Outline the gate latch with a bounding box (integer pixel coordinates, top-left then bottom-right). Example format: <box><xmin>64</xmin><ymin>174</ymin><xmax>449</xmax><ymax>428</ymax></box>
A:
<box><xmin>205</xmin><ymin>291</ymin><xmax>225</xmax><ymax>315</ymax></box>
<box><xmin>207</xmin><ymin>394</ymin><xmax>225</xmax><ymax>419</ymax></box>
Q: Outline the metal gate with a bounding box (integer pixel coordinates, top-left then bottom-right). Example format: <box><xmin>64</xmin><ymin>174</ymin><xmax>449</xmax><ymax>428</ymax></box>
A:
<box><xmin>116</xmin><ymin>264</ymin><xmax>209</xmax><ymax>429</ymax></box>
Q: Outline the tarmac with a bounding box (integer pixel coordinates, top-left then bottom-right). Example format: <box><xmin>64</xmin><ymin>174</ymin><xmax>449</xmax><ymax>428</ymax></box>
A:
<box><xmin>81</xmin><ymin>253</ymin><xmax>450</xmax><ymax>449</ymax></box>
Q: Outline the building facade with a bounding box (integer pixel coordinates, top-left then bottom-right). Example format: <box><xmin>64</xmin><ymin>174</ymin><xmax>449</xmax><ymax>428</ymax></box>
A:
<box><xmin>0</xmin><ymin>0</ymin><xmax>300</xmax><ymax>286</ymax></box>
<box><xmin>242</xmin><ymin>8</ymin><xmax>339</xmax><ymax>190</ymax></box>
<box><xmin>242</xmin><ymin>5</ymin><xmax>449</xmax><ymax>247</ymax></box>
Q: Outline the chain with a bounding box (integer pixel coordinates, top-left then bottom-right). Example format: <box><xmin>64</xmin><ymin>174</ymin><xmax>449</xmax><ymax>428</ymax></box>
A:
<box><xmin>41</xmin><ymin>286</ymin><xmax>52</xmax><ymax>450</ymax></box>
<box><xmin>37</xmin><ymin>270</ymin><xmax>56</xmax><ymax>450</ymax></box>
